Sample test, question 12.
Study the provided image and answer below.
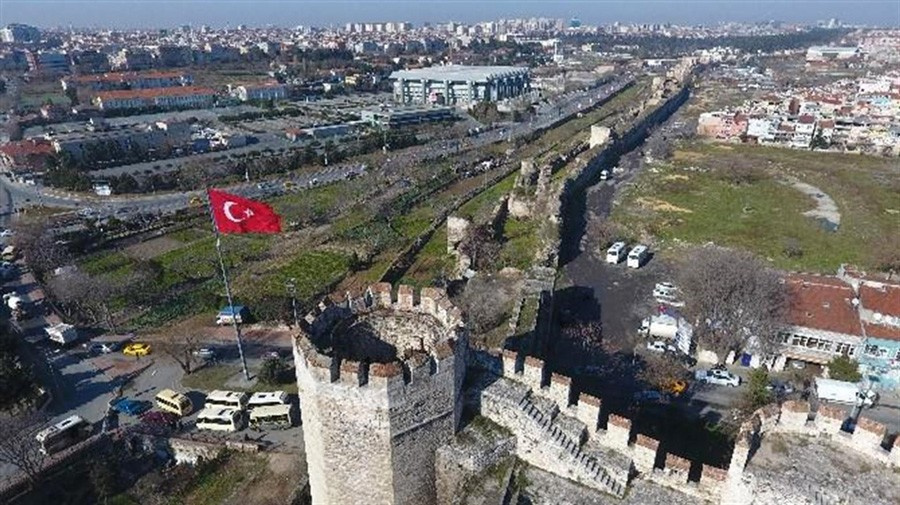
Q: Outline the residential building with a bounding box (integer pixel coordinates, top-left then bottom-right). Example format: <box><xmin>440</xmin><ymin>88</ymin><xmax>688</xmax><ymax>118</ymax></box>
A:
<box><xmin>839</xmin><ymin>267</ymin><xmax>900</xmax><ymax>388</ymax></box>
<box><xmin>390</xmin><ymin>65</ymin><xmax>531</xmax><ymax>105</ymax></box>
<box><xmin>62</xmin><ymin>71</ymin><xmax>193</xmax><ymax>92</ymax></box>
<box><xmin>93</xmin><ymin>86</ymin><xmax>217</xmax><ymax>111</ymax></box>
<box><xmin>109</xmin><ymin>48</ymin><xmax>154</xmax><ymax>71</ymax></box>
<box><xmin>0</xmin><ymin>139</ymin><xmax>55</xmax><ymax>178</ymax></box>
<box><xmin>806</xmin><ymin>46</ymin><xmax>860</xmax><ymax>62</ymax></box>
<box><xmin>26</xmin><ymin>50</ymin><xmax>70</xmax><ymax>74</ymax></box>
<box><xmin>230</xmin><ymin>82</ymin><xmax>287</xmax><ymax>102</ymax></box>
<box><xmin>0</xmin><ymin>24</ymin><xmax>40</xmax><ymax>43</ymax></box>
<box><xmin>155</xmin><ymin>45</ymin><xmax>193</xmax><ymax>67</ymax></box>
<box><xmin>774</xmin><ymin>275</ymin><xmax>863</xmax><ymax>371</ymax></box>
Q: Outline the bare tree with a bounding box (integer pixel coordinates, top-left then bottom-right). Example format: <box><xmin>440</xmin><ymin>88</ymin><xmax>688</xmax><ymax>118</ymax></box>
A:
<box><xmin>458</xmin><ymin>224</ymin><xmax>502</xmax><ymax>271</ymax></box>
<box><xmin>677</xmin><ymin>246</ymin><xmax>786</xmax><ymax>362</ymax></box>
<box><xmin>0</xmin><ymin>413</ymin><xmax>48</xmax><ymax>487</ymax></box>
<box><xmin>456</xmin><ymin>274</ymin><xmax>519</xmax><ymax>336</ymax></box>
<box><xmin>49</xmin><ymin>271</ymin><xmax>119</xmax><ymax>332</ymax></box>
<box><xmin>157</xmin><ymin>334</ymin><xmax>200</xmax><ymax>375</ymax></box>
<box><xmin>638</xmin><ymin>354</ymin><xmax>688</xmax><ymax>390</ymax></box>
<box><xmin>11</xmin><ymin>219</ymin><xmax>70</xmax><ymax>280</ymax></box>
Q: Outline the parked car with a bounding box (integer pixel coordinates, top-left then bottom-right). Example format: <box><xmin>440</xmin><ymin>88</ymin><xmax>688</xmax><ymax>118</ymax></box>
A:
<box><xmin>694</xmin><ymin>368</ymin><xmax>741</xmax><ymax>387</ymax></box>
<box><xmin>632</xmin><ymin>390</ymin><xmax>668</xmax><ymax>404</ymax></box>
<box><xmin>662</xmin><ymin>379</ymin><xmax>689</xmax><ymax>397</ymax></box>
<box><xmin>646</xmin><ymin>340</ymin><xmax>677</xmax><ymax>354</ymax></box>
<box><xmin>123</xmin><ymin>342</ymin><xmax>151</xmax><ymax>357</ymax></box>
<box><xmin>193</xmin><ymin>347</ymin><xmax>216</xmax><ymax>359</ymax></box>
<box><xmin>110</xmin><ymin>397</ymin><xmax>151</xmax><ymax>416</ymax></box>
<box><xmin>767</xmin><ymin>379</ymin><xmax>795</xmax><ymax>397</ymax></box>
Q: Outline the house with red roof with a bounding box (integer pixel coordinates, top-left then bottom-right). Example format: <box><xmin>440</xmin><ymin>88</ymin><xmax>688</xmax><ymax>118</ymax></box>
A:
<box><xmin>0</xmin><ymin>139</ymin><xmax>54</xmax><ymax>179</ymax></box>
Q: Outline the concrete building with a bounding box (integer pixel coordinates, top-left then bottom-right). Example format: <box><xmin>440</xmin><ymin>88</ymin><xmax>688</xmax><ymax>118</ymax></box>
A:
<box><xmin>293</xmin><ymin>284</ymin><xmax>467</xmax><ymax>505</ymax></box>
<box><xmin>50</xmin><ymin>121</ymin><xmax>191</xmax><ymax>161</ymax></box>
<box><xmin>109</xmin><ymin>48</ymin><xmax>154</xmax><ymax>71</ymax></box>
<box><xmin>390</xmin><ymin>65</ymin><xmax>530</xmax><ymax>106</ymax></box>
<box><xmin>360</xmin><ymin>105</ymin><xmax>455</xmax><ymax>128</ymax></box>
<box><xmin>93</xmin><ymin>86</ymin><xmax>217</xmax><ymax>111</ymax></box>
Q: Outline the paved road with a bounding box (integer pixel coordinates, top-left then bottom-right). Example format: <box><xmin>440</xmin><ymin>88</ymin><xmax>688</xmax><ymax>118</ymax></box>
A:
<box><xmin>1</xmin><ymin>76</ymin><xmax>634</xmax><ymax>221</ymax></box>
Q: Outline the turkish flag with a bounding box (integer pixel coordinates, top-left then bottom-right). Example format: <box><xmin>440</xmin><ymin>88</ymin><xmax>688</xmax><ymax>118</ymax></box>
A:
<box><xmin>208</xmin><ymin>189</ymin><xmax>282</xmax><ymax>234</ymax></box>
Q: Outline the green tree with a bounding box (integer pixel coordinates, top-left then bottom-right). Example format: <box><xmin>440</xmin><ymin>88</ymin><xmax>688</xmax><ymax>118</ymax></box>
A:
<box><xmin>741</xmin><ymin>368</ymin><xmax>774</xmax><ymax>412</ymax></box>
<box><xmin>827</xmin><ymin>355</ymin><xmax>862</xmax><ymax>382</ymax></box>
<box><xmin>810</xmin><ymin>130</ymin><xmax>829</xmax><ymax>150</ymax></box>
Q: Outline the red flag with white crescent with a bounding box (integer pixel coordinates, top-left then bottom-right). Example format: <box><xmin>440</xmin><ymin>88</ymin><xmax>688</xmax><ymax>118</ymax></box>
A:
<box><xmin>208</xmin><ymin>189</ymin><xmax>281</xmax><ymax>234</ymax></box>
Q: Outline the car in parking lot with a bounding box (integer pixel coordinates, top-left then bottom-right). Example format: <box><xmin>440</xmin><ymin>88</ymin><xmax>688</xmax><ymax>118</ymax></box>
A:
<box><xmin>123</xmin><ymin>342</ymin><xmax>151</xmax><ymax>357</ymax></box>
<box><xmin>110</xmin><ymin>397</ymin><xmax>151</xmax><ymax>416</ymax></box>
<box><xmin>193</xmin><ymin>347</ymin><xmax>217</xmax><ymax>359</ymax></box>
<box><xmin>646</xmin><ymin>340</ymin><xmax>677</xmax><ymax>354</ymax></box>
<box><xmin>694</xmin><ymin>368</ymin><xmax>741</xmax><ymax>387</ymax></box>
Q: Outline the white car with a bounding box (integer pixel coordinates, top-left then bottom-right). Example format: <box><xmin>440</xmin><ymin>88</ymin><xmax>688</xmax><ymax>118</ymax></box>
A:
<box><xmin>646</xmin><ymin>340</ymin><xmax>677</xmax><ymax>354</ymax></box>
<box><xmin>599</xmin><ymin>170</ymin><xmax>610</xmax><ymax>181</ymax></box>
<box><xmin>694</xmin><ymin>368</ymin><xmax>741</xmax><ymax>387</ymax></box>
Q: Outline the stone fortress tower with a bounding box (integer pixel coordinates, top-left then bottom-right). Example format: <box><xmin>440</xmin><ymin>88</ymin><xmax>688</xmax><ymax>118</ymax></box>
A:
<box><xmin>293</xmin><ymin>282</ymin><xmax>468</xmax><ymax>505</ymax></box>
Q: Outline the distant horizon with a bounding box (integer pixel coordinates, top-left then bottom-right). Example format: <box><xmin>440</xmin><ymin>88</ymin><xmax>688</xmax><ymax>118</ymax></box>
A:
<box><xmin>0</xmin><ymin>1</ymin><xmax>896</xmax><ymax>30</ymax></box>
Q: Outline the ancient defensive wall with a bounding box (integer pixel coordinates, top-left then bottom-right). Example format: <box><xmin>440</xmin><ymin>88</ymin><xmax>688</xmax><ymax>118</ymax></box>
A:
<box><xmin>473</xmin><ymin>349</ymin><xmax>900</xmax><ymax>504</ymax></box>
<box><xmin>294</xmin><ymin>283</ymin><xmax>468</xmax><ymax>505</ymax></box>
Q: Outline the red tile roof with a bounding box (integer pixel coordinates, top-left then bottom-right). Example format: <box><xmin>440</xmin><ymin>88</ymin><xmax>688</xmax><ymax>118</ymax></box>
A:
<box><xmin>863</xmin><ymin>322</ymin><xmax>900</xmax><ymax>342</ymax></box>
<box><xmin>72</xmin><ymin>70</ymin><xmax>188</xmax><ymax>84</ymax></box>
<box><xmin>785</xmin><ymin>275</ymin><xmax>861</xmax><ymax>336</ymax></box>
<box><xmin>860</xmin><ymin>283</ymin><xmax>900</xmax><ymax>318</ymax></box>
<box><xmin>0</xmin><ymin>139</ymin><xmax>54</xmax><ymax>158</ymax></box>
<box><xmin>95</xmin><ymin>86</ymin><xmax>217</xmax><ymax>101</ymax></box>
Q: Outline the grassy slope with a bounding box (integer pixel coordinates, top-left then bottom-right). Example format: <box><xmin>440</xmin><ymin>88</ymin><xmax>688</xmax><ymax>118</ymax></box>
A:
<box><xmin>611</xmin><ymin>142</ymin><xmax>900</xmax><ymax>272</ymax></box>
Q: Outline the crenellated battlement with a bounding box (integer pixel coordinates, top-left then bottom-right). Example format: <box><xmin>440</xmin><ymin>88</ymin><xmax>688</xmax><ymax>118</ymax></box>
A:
<box><xmin>294</xmin><ymin>284</ymin><xmax>467</xmax><ymax>390</ymax></box>
<box><xmin>294</xmin><ymin>283</ymin><xmax>468</xmax><ymax>505</ymax></box>
<box><xmin>486</xmin><ymin>348</ymin><xmax>900</xmax><ymax>504</ymax></box>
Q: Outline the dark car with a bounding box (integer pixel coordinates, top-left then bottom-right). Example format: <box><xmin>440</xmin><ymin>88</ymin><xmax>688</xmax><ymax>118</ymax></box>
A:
<box><xmin>111</xmin><ymin>397</ymin><xmax>151</xmax><ymax>416</ymax></box>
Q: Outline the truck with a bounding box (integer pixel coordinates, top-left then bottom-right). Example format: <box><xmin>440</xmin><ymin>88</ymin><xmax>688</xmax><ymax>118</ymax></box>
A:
<box><xmin>640</xmin><ymin>313</ymin><xmax>693</xmax><ymax>355</ymax></box>
<box><xmin>45</xmin><ymin>323</ymin><xmax>79</xmax><ymax>345</ymax></box>
<box><xmin>814</xmin><ymin>377</ymin><xmax>878</xmax><ymax>408</ymax></box>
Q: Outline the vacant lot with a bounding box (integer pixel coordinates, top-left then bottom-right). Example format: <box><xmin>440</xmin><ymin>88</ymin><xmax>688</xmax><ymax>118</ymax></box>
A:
<box><xmin>610</xmin><ymin>142</ymin><xmax>900</xmax><ymax>273</ymax></box>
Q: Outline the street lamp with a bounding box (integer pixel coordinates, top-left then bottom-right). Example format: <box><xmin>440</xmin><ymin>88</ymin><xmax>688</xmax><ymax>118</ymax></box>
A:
<box><xmin>285</xmin><ymin>278</ymin><xmax>300</xmax><ymax>329</ymax></box>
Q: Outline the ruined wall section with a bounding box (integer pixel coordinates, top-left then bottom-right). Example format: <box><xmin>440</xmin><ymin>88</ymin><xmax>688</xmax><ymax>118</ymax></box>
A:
<box><xmin>294</xmin><ymin>284</ymin><xmax>468</xmax><ymax>505</ymax></box>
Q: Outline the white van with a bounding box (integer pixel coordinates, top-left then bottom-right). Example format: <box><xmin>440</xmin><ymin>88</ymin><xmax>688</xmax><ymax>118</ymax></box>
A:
<box><xmin>248</xmin><ymin>391</ymin><xmax>289</xmax><ymax>411</ymax></box>
<box><xmin>204</xmin><ymin>390</ymin><xmax>249</xmax><ymax>411</ymax></box>
<box><xmin>606</xmin><ymin>242</ymin><xmax>627</xmax><ymax>264</ymax></box>
<box><xmin>196</xmin><ymin>408</ymin><xmax>245</xmax><ymax>432</ymax></box>
<box><xmin>249</xmin><ymin>405</ymin><xmax>295</xmax><ymax>430</ymax></box>
<box><xmin>627</xmin><ymin>245</ymin><xmax>649</xmax><ymax>269</ymax></box>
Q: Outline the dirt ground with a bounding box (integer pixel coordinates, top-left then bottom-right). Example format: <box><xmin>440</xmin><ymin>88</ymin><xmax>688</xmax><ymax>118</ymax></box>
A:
<box><xmin>124</xmin><ymin>236</ymin><xmax>186</xmax><ymax>260</ymax></box>
<box><xmin>224</xmin><ymin>452</ymin><xmax>307</xmax><ymax>505</ymax></box>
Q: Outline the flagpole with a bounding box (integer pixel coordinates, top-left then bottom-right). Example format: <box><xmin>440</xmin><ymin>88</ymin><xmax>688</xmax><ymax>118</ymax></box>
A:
<box><xmin>206</xmin><ymin>189</ymin><xmax>251</xmax><ymax>381</ymax></box>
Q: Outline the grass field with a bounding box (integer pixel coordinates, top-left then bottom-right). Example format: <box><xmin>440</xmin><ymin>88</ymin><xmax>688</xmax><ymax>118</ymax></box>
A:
<box><xmin>610</xmin><ymin>142</ymin><xmax>900</xmax><ymax>273</ymax></box>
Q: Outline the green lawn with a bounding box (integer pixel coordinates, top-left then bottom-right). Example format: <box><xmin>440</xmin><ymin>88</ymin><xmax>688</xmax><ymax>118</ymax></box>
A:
<box><xmin>500</xmin><ymin>217</ymin><xmax>540</xmax><ymax>270</ymax></box>
<box><xmin>236</xmin><ymin>249</ymin><xmax>353</xmax><ymax>306</ymax></box>
<box><xmin>457</xmin><ymin>172</ymin><xmax>517</xmax><ymax>221</ymax></box>
<box><xmin>398</xmin><ymin>226</ymin><xmax>456</xmax><ymax>287</ymax></box>
<box><xmin>181</xmin><ymin>364</ymin><xmax>298</xmax><ymax>394</ymax></box>
<box><xmin>611</xmin><ymin>142</ymin><xmax>900</xmax><ymax>273</ymax></box>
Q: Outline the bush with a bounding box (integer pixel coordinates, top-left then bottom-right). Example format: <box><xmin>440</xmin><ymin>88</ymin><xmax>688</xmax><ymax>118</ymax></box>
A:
<box><xmin>259</xmin><ymin>358</ymin><xmax>290</xmax><ymax>385</ymax></box>
<box><xmin>827</xmin><ymin>355</ymin><xmax>861</xmax><ymax>382</ymax></box>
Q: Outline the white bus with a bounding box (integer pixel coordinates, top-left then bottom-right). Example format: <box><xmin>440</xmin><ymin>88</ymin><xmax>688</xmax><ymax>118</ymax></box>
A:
<box><xmin>248</xmin><ymin>391</ymin><xmax>289</xmax><ymax>411</ymax></box>
<box><xmin>35</xmin><ymin>415</ymin><xmax>91</xmax><ymax>455</ymax></box>
<box><xmin>155</xmin><ymin>389</ymin><xmax>193</xmax><ymax>417</ymax></box>
<box><xmin>196</xmin><ymin>408</ymin><xmax>245</xmax><ymax>432</ymax></box>
<box><xmin>249</xmin><ymin>405</ymin><xmax>295</xmax><ymax>430</ymax></box>
<box><xmin>204</xmin><ymin>390</ymin><xmax>249</xmax><ymax>411</ymax></box>
<box><xmin>627</xmin><ymin>245</ymin><xmax>649</xmax><ymax>269</ymax></box>
<box><xmin>605</xmin><ymin>242</ymin><xmax>627</xmax><ymax>264</ymax></box>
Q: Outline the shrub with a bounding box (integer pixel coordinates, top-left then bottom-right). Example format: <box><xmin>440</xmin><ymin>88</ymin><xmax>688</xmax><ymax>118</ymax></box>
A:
<box><xmin>827</xmin><ymin>355</ymin><xmax>861</xmax><ymax>382</ymax></box>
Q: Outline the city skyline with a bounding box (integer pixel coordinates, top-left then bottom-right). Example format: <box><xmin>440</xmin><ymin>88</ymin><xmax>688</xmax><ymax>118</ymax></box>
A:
<box><xmin>0</xmin><ymin>0</ymin><xmax>897</xmax><ymax>29</ymax></box>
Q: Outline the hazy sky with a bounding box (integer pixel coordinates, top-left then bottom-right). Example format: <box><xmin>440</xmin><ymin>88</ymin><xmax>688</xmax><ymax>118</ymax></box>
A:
<box><xmin>0</xmin><ymin>0</ymin><xmax>897</xmax><ymax>29</ymax></box>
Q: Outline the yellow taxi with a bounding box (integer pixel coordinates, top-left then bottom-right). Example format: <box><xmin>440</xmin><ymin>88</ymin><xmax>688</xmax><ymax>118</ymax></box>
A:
<box><xmin>123</xmin><ymin>342</ymin><xmax>151</xmax><ymax>357</ymax></box>
<box><xmin>663</xmin><ymin>379</ymin><xmax>688</xmax><ymax>397</ymax></box>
